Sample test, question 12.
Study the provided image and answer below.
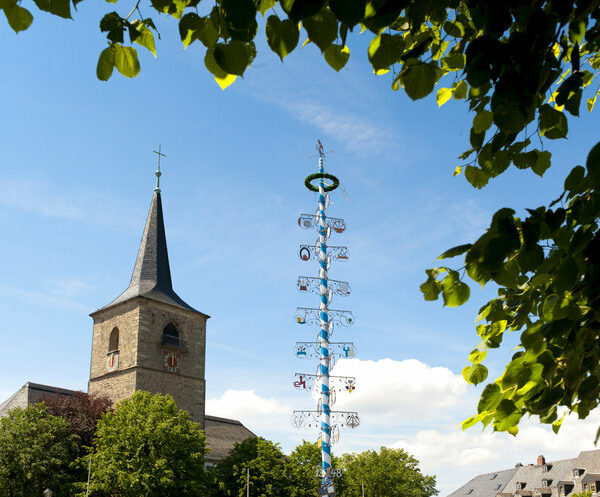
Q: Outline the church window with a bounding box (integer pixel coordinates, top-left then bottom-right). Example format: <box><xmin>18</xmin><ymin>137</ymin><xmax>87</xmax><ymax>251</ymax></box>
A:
<box><xmin>108</xmin><ymin>327</ymin><xmax>119</xmax><ymax>352</ymax></box>
<box><xmin>162</xmin><ymin>323</ymin><xmax>180</xmax><ymax>347</ymax></box>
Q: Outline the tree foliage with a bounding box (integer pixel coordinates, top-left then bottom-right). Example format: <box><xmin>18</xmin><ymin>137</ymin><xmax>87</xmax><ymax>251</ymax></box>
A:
<box><xmin>89</xmin><ymin>391</ymin><xmax>207</xmax><ymax>497</ymax></box>
<box><xmin>0</xmin><ymin>404</ymin><xmax>78</xmax><ymax>497</ymax></box>
<box><xmin>338</xmin><ymin>447</ymin><xmax>438</xmax><ymax>497</ymax></box>
<box><xmin>423</xmin><ymin>142</ymin><xmax>600</xmax><ymax>438</ymax></box>
<box><xmin>38</xmin><ymin>391</ymin><xmax>112</xmax><ymax>453</ymax></box>
<box><xmin>6</xmin><ymin>0</ymin><xmax>600</xmax><ymax>438</ymax></box>
<box><xmin>213</xmin><ymin>436</ymin><xmax>288</xmax><ymax>497</ymax></box>
<box><xmin>286</xmin><ymin>440</ymin><xmax>322</xmax><ymax>497</ymax></box>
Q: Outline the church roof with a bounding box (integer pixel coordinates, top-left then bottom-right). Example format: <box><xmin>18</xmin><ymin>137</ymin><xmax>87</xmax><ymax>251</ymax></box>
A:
<box><xmin>94</xmin><ymin>191</ymin><xmax>204</xmax><ymax>316</ymax></box>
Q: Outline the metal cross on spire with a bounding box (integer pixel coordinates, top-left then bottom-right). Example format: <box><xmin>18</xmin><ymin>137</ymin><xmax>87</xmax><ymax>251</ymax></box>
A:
<box><xmin>153</xmin><ymin>145</ymin><xmax>166</xmax><ymax>193</ymax></box>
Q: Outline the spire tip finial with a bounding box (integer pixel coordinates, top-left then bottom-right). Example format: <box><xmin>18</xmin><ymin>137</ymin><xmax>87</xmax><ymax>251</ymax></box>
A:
<box><xmin>153</xmin><ymin>145</ymin><xmax>166</xmax><ymax>193</ymax></box>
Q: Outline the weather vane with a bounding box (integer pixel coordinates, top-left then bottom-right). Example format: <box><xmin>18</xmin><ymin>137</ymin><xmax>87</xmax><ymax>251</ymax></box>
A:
<box><xmin>153</xmin><ymin>145</ymin><xmax>166</xmax><ymax>192</ymax></box>
<box><xmin>292</xmin><ymin>140</ymin><xmax>359</xmax><ymax>497</ymax></box>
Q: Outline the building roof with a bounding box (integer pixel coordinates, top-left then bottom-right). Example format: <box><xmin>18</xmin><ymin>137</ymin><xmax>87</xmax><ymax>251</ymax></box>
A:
<box><xmin>93</xmin><ymin>191</ymin><xmax>205</xmax><ymax>316</ymax></box>
<box><xmin>448</xmin><ymin>451</ymin><xmax>600</xmax><ymax>497</ymax></box>
<box><xmin>204</xmin><ymin>415</ymin><xmax>256</xmax><ymax>463</ymax></box>
<box><xmin>447</xmin><ymin>468</ymin><xmax>519</xmax><ymax>497</ymax></box>
<box><xmin>505</xmin><ymin>458</ymin><xmax>575</xmax><ymax>497</ymax></box>
<box><xmin>0</xmin><ymin>382</ymin><xmax>79</xmax><ymax>417</ymax></box>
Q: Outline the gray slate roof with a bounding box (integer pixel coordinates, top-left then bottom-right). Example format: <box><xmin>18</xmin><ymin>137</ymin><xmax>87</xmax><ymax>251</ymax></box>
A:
<box><xmin>448</xmin><ymin>451</ymin><xmax>600</xmax><ymax>497</ymax></box>
<box><xmin>93</xmin><ymin>192</ymin><xmax>204</xmax><ymax>316</ymax></box>
<box><xmin>505</xmin><ymin>458</ymin><xmax>574</xmax><ymax>497</ymax></box>
<box><xmin>203</xmin><ymin>415</ymin><xmax>256</xmax><ymax>463</ymax></box>
<box><xmin>447</xmin><ymin>467</ymin><xmax>519</xmax><ymax>497</ymax></box>
<box><xmin>0</xmin><ymin>382</ymin><xmax>79</xmax><ymax>417</ymax></box>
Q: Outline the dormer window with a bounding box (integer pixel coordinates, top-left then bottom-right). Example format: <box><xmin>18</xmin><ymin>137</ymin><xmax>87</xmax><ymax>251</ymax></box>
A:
<box><xmin>574</xmin><ymin>469</ymin><xmax>584</xmax><ymax>478</ymax></box>
<box><xmin>517</xmin><ymin>483</ymin><xmax>526</xmax><ymax>491</ymax></box>
<box><xmin>496</xmin><ymin>484</ymin><xmax>502</xmax><ymax>490</ymax></box>
<box><xmin>491</xmin><ymin>474</ymin><xmax>498</xmax><ymax>480</ymax></box>
<box><xmin>467</xmin><ymin>490</ymin><xmax>473</xmax><ymax>495</ymax></box>
<box><xmin>542</xmin><ymin>479</ymin><xmax>552</xmax><ymax>487</ymax></box>
<box><xmin>543</xmin><ymin>464</ymin><xmax>552</xmax><ymax>472</ymax></box>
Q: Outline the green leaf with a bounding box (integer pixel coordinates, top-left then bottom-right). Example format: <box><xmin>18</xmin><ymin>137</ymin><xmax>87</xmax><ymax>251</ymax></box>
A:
<box><xmin>96</xmin><ymin>46</ymin><xmax>115</xmax><ymax>81</ymax></box>
<box><xmin>131</xmin><ymin>21</ymin><xmax>156</xmax><ymax>56</ymax></box>
<box><xmin>442</xmin><ymin>273</ymin><xmax>470</xmax><ymax>307</ymax></box>
<box><xmin>493</xmin><ymin>104</ymin><xmax>526</xmax><ymax>134</ymax></box>
<box><xmin>329</xmin><ymin>0</ymin><xmax>365</xmax><ymax>27</ymax></box>
<box><xmin>436</xmin><ymin>87</ymin><xmax>452</xmax><ymax>107</ymax></box>
<box><xmin>452</xmin><ymin>80</ymin><xmax>468</xmax><ymax>100</ymax></box>
<box><xmin>568</xmin><ymin>20</ymin><xmax>586</xmax><ymax>44</ymax></box>
<box><xmin>257</xmin><ymin>0</ymin><xmax>276</xmax><ymax>16</ymax></box>
<box><xmin>221</xmin><ymin>0</ymin><xmax>256</xmax><ymax>32</ymax></box>
<box><xmin>113</xmin><ymin>44</ymin><xmax>140</xmax><ymax>78</ymax></box>
<box><xmin>462</xmin><ymin>364</ymin><xmax>488</xmax><ymax>385</ymax></box>
<box><xmin>473</xmin><ymin>110</ymin><xmax>493</xmax><ymax>133</ymax></box>
<box><xmin>367</xmin><ymin>33</ymin><xmax>403</xmax><ymax>71</ymax></box>
<box><xmin>464</xmin><ymin>165</ymin><xmax>490</xmax><ymax>189</ymax></box>
<box><xmin>302</xmin><ymin>8</ymin><xmax>337</xmax><ymax>52</ymax></box>
<box><xmin>564</xmin><ymin>165</ymin><xmax>586</xmax><ymax>193</ymax></box>
<box><xmin>324</xmin><ymin>44</ymin><xmax>350</xmax><ymax>71</ymax></box>
<box><xmin>469</xmin><ymin>347</ymin><xmax>487</xmax><ymax>364</ymax></box>
<box><xmin>4</xmin><ymin>4</ymin><xmax>33</xmax><ymax>32</ymax></box>
<box><xmin>265</xmin><ymin>16</ymin><xmax>299</xmax><ymax>61</ymax></box>
<box><xmin>32</xmin><ymin>0</ymin><xmax>70</xmax><ymax>18</ymax></box>
<box><xmin>280</xmin><ymin>0</ymin><xmax>325</xmax><ymax>22</ymax></box>
<box><xmin>204</xmin><ymin>47</ymin><xmax>237</xmax><ymax>89</ymax></box>
<box><xmin>442</xmin><ymin>52</ymin><xmax>465</xmax><ymax>70</ymax></box>
<box><xmin>477</xmin><ymin>383</ymin><xmax>503</xmax><ymax>412</ymax></box>
<box><xmin>443</xmin><ymin>20</ymin><xmax>464</xmax><ymax>37</ymax></box>
<box><xmin>531</xmin><ymin>150</ymin><xmax>551</xmax><ymax>177</ymax></box>
<box><xmin>213</xmin><ymin>41</ymin><xmax>250</xmax><ymax>76</ymax></box>
<box><xmin>539</xmin><ymin>104</ymin><xmax>568</xmax><ymax>140</ymax></box>
<box><xmin>420</xmin><ymin>275</ymin><xmax>442</xmax><ymax>301</ymax></box>
<box><xmin>586</xmin><ymin>141</ymin><xmax>600</xmax><ymax>189</ymax></box>
<box><xmin>493</xmin><ymin>399</ymin><xmax>522</xmax><ymax>432</ymax></box>
<box><xmin>179</xmin><ymin>13</ymin><xmax>218</xmax><ymax>49</ymax></box>
<box><xmin>438</xmin><ymin>244</ymin><xmax>472</xmax><ymax>260</ymax></box>
<box><xmin>398</xmin><ymin>61</ymin><xmax>436</xmax><ymax>100</ymax></box>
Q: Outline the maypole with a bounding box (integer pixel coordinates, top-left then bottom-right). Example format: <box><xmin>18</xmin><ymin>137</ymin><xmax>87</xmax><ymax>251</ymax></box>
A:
<box><xmin>293</xmin><ymin>141</ymin><xmax>359</xmax><ymax>497</ymax></box>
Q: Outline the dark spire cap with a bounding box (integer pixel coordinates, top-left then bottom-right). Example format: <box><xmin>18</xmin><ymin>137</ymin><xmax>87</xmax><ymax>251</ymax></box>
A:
<box><xmin>93</xmin><ymin>191</ymin><xmax>204</xmax><ymax>316</ymax></box>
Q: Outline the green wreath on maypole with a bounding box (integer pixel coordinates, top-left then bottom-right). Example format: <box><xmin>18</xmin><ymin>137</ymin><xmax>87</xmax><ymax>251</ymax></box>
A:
<box><xmin>305</xmin><ymin>173</ymin><xmax>339</xmax><ymax>192</ymax></box>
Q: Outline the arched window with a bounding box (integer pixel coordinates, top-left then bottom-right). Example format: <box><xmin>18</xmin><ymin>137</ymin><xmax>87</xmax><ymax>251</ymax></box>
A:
<box><xmin>108</xmin><ymin>327</ymin><xmax>119</xmax><ymax>352</ymax></box>
<box><xmin>162</xmin><ymin>323</ymin><xmax>179</xmax><ymax>347</ymax></box>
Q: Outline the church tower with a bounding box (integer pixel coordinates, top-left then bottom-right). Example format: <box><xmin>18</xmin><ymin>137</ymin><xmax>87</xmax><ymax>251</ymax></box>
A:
<box><xmin>88</xmin><ymin>168</ymin><xmax>208</xmax><ymax>426</ymax></box>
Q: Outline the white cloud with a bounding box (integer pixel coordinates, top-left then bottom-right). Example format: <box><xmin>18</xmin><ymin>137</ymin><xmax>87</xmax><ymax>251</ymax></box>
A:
<box><xmin>277</xmin><ymin>99</ymin><xmax>400</xmax><ymax>156</ymax></box>
<box><xmin>389</xmin><ymin>410</ymin><xmax>600</xmax><ymax>497</ymax></box>
<box><xmin>331</xmin><ymin>358</ymin><xmax>468</xmax><ymax>419</ymax></box>
<box><xmin>206</xmin><ymin>389</ymin><xmax>292</xmax><ymax>434</ymax></box>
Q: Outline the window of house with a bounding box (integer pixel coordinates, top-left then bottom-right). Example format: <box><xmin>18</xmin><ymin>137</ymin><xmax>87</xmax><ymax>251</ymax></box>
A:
<box><xmin>584</xmin><ymin>484</ymin><xmax>590</xmax><ymax>492</ymax></box>
<box><xmin>542</xmin><ymin>480</ymin><xmax>551</xmax><ymax>487</ymax></box>
<box><xmin>590</xmin><ymin>483</ymin><xmax>596</xmax><ymax>492</ymax></box>
<box><xmin>517</xmin><ymin>483</ymin><xmax>526</xmax><ymax>490</ymax></box>
<box><xmin>162</xmin><ymin>323</ymin><xmax>179</xmax><ymax>346</ymax></box>
<box><xmin>574</xmin><ymin>470</ymin><xmax>583</xmax><ymax>478</ymax></box>
<box><xmin>559</xmin><ymin>486</ymin><xmax>565</xmax><ymax>496</ymax></box>
<box><xmin>544</xmin><ymin>465</ymin><xmax>552</xmax><ymax>472</ymax></box>
<box><xmin>491</xmin><ymin>475</ymin><xmax>498</xmax><ymax>480</ymax></box>
<box><xmin>108</xmin><ymin>327</ymin><xmax>119</xmax><ymax>352</ymax></box>
<box><xmin>466</xmin><ymin>490</ymin><xmax>473</xmax><ymax>495</ymax></box>
<box><xmin>496</xmin><ymin>484</ymin><xmax>502</xmax><ymax>490</ymax></box>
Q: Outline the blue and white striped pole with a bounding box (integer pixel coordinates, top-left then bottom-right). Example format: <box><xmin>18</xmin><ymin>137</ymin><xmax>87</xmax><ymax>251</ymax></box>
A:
<box><xmin>317</xmin><ymin>151</ymin><xmax>332</xmax><ymax>484</ymax></box>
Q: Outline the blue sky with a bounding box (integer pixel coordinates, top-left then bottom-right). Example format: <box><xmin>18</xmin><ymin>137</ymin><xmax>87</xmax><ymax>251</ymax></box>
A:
<box><xmin>2</xmin><ymin>3</ymin><xmax>600</xmax><ymax>495</ymax></box>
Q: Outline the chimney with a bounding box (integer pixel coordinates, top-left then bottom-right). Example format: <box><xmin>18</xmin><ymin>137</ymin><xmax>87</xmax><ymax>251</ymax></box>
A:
<box><xmin>538</xmin><ymin>455</ymin><xmax>546</xmax><ymax>467</ymax></box>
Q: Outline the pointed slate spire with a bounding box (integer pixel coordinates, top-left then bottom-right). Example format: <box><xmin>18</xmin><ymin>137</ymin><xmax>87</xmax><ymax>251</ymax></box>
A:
<box><xmin>96</xmin><ymin>191</ymin><xmax>201</xmax><ymax>315</ymax></box>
